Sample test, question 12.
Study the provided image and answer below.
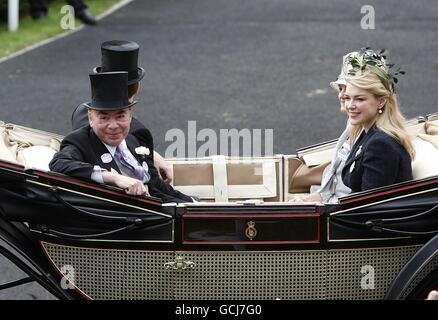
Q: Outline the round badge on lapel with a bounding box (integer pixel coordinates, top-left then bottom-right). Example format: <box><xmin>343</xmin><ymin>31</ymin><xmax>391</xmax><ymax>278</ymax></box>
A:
<box><xmin>101</xmin><ymin>153</ymin><xmax>113</xmax><ymax>164</ymax></box>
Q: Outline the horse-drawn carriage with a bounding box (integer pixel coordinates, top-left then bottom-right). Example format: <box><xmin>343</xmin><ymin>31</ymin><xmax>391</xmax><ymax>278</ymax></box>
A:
<box><xmin>0</xmin><ymin>115</ymin><xmax>437</xmax><ymax>300</ymax></box>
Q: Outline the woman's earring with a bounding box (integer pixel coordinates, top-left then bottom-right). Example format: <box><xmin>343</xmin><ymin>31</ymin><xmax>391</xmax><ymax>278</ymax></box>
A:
<box><xmin>378</xmin><ymin>108</ymin><xmax>383</xmax><ymax>114</ymax></box>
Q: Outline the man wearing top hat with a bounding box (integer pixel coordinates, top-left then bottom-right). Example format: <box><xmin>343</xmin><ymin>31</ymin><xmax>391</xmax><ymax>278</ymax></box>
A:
<box><xmin>50</xmin><ymin>71</ymin><xmax>194</xmax><ymax>203</ymax></box>
<box><xmin>71</xmin><ymin>40</ymin><xmax>173</xmax><ymax>184</ymax></box>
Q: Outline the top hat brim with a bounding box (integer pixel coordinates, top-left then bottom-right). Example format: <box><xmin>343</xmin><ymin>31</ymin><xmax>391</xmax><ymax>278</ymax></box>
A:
<box><xmin>84</xmin><ymin>100</ymin><xmax>137</xmax><ymax>111</ymax></box>
<box><xmin>93</xmin><ymin>66</ymin><xmax>145</xmax><ymax>85</ymax></box>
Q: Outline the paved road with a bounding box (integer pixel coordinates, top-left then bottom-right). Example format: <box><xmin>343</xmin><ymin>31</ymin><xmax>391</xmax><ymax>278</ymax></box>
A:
<box><xmin>0</xmin><ymin>0</ymin><xmax>437</xmax><ymax>299</ymax></box>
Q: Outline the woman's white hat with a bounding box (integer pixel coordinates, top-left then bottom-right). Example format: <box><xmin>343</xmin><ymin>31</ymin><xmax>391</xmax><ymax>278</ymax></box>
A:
<box><xmin>329</xmin><ymin>51</ymin><xmax>358</xmax><ymax>91</ymax></box>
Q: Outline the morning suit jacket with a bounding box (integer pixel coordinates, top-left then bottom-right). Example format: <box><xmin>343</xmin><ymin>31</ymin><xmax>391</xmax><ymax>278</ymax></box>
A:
<box><xmin>49</xmin><ymin>126</ymin><xmax>193</xmax><ymax>203</ymax></box>
<box><xmin>342</xmin><ymin>127</ymin><xmax>413</xmax><ymax>193</ymax></box>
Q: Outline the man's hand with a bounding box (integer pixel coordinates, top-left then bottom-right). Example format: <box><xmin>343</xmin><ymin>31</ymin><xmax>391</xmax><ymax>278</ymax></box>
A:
<box><xmin>102</xmin><ymin>171</ymin><xmax>149</xmax><ymax>196</ymax></box>
<box><xmin>154</xmin><ymin>151</ymin><xmax>173</xmax><ymax>183</ymax></box>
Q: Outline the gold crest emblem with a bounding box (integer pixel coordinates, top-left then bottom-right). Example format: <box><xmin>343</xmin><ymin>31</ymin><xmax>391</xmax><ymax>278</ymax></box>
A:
<box><xmin>245</xmin><ymin>221</ymin><xmax>257</xmax><ymax>240</ymax></box>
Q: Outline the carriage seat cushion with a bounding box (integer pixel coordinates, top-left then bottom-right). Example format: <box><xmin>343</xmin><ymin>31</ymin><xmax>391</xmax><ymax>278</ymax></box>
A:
<box><xmin>411</xmin><ymin>137</ymin><xmax>438</xmax><ymax>180</ymax></box>
<box><xmin>0</xmin><ymin>127</ymin><xmax>19</xmax><ymax>163</ymax></box>
<box><xmin>17</xmin><ymin>145</ymin><xmax>57</xmax><ymax>172</ymax></box>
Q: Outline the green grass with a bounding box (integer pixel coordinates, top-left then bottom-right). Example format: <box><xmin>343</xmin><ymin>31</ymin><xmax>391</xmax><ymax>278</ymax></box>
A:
<box><xmin>0</xmin><ymin>0</ymin><xmax>122</xmax><ymax>58</ymax></box>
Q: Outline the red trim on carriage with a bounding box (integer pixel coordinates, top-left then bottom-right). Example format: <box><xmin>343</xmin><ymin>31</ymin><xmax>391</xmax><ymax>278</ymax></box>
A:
<box><xmin>340</xmin><ymin>178</ymin><xmax>438</xmax><ymax>205</ymax></box>
<box><xmin>0</xmin><ymin>160</ymin><xmax>163</xmax><ymax>206</ymax></box>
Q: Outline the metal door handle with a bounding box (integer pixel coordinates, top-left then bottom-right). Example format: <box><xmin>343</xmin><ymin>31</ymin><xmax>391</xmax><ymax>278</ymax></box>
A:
<box><xmin>164</xmin><ymin>256</ymin><xmax>195</xmax><ymax>270</ymax></box>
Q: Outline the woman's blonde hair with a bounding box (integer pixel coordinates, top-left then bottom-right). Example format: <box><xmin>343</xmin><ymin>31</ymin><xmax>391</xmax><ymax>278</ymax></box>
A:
<box><xmin>345</xmin><ymin>71</ymin><xmax>415</xmax><ymax>159</ymax></box>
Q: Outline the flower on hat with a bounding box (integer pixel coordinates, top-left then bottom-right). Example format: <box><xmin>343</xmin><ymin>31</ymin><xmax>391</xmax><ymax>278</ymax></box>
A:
<box><xmin>342</xmin><ymin>47</ymin><xmax>405</xmax><ymax>92</ymax></box>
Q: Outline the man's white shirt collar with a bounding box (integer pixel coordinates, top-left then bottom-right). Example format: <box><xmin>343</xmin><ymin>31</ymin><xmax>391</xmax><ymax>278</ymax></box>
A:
<box><xmin>103</xmin><ymin>140</ymin><xmax>127</xmax><ymax>156</ymax></box>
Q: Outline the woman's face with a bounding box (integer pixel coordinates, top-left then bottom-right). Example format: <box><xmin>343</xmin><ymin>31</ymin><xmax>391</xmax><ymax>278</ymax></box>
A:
<box><xmin>344</xmin><ymin>83</ymin><xmax>386</xmax><ymax>132</ymax></box>
<box><xmin>338</xmin><ymin>84</ymin><xmax>347</xmax><ymax>114</ymax></box>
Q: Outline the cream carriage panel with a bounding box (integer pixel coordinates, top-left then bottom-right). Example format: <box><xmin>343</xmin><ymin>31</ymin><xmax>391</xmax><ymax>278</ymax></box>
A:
<box><xmin>167</xmin><ymin>155</ymin><xmax>283</xmax><ymax>202</ymax></box>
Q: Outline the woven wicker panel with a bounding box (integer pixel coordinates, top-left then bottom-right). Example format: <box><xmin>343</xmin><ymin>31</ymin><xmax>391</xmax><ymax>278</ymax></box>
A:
<box><xmin>173</xmin><ymin>251</ymin><xmax>326</xmax><ymax>300</ymax></box>
<box><xmin>42</xmin><ymin>242</ymin><xmax>174</xmax><ymax>300</ymax></box>
<box><xmin>124</xmin><ymin>250</ymin><xmax>175</xmax><ymax>300</ymax></box>
<box><xmin>43</xmin><ymin>242</ymin><xmax>430</xmax><ymax>300</ymax></box>
<box><xmin>326</xmin><ymin>246</ymin><xmax>420</xmax><ymax>300</ymax></box>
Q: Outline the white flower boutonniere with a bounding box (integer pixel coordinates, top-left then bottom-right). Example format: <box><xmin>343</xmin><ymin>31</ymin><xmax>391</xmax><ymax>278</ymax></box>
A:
<box><xmin>135</xmin><ymin>146</ymin><xmax>150</xmax><ymax>161</ymax></box>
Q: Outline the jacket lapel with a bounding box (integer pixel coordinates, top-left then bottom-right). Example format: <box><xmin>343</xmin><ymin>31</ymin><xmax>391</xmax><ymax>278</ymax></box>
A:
<box><xmin>344</xmin><ymin>130</ymin><xmax>365</xmax><ymax>168</ymax></box>
<box><xmin>126</xmin><ymin>134</ymin><xmax>155</xmax><ymax>174</ymax></box>
<box><xmin>125</xmin><ymin>134</ymin><xmax>143</xmax><ymax>164</ymax></box>
<box><xmin>345</xmin><ymin>127</ymin><xmax>378</xmax><ymax>168</ymax></box>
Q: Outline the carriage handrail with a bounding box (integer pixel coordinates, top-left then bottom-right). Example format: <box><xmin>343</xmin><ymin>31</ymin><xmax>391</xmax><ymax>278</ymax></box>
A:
<box><xmin>50</xmin><ymin>186</ymin><xmax>146</xmax><ymax>223</ymax></box>
<box><xmin>366</xmin><ymin>203</ymin><xmax>438</xmax><ymax>225</ymax></box>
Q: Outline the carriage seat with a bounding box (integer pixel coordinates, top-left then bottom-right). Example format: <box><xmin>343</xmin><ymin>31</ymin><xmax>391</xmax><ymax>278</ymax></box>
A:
<box><xmin>411</xmin><ymin>120</ymin><xmax>438</xmax><ymax>180</ymax></box>
<box><xmin>17</xmin><ymin>145</ymin><xmax>57</xmax><ymax>171</ymax></box>
<box><xmin>168</xmin><ymin>155</ymin><xmax>282</xmax><ymax>203</ymax></box>
<box><xmin>0</xmin><ymin>124</ymin><xmax>60</xmax><ymax>171</ymax></box>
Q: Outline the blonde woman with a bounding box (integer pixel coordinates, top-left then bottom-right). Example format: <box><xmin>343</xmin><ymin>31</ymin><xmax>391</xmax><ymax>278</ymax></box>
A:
<box><xmin>292</xmin><ymin>49</ymin><xmax>389</xmax><ymax>203</ymax></box>
<box><xmin>341</xmin><ymin>50</ymin><xmax>415</xmax><ymax>192</ymax></box>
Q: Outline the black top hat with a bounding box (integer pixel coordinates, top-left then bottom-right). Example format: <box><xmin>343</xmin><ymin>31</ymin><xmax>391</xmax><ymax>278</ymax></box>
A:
<box><xmin>84</xmin><ymin>72</ymin><xmax>137</xmax><ymax>110</ymax></box>
<box><xmin>93</xmin><ymin>40</ymin><xmax>145</xmax><ymax>85</ymax></box>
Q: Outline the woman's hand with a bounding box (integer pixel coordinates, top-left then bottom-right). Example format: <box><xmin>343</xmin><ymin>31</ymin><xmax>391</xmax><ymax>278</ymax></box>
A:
<box><xmin>426</xmin><ymin>290</ymin><xmax>438</xmax><ymax>300</ymax></box>
<box><xmin>288</xmin><ymin>193</ymin><xmax>322</xmax><ymax>203</ymax></box>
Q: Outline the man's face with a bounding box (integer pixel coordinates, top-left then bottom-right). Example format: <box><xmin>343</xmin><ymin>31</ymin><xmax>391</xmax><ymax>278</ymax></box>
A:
<box><xmin>88</xmin><ymin>108</ymin><xmax>132</xmax><ymax>146</ymax></box>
